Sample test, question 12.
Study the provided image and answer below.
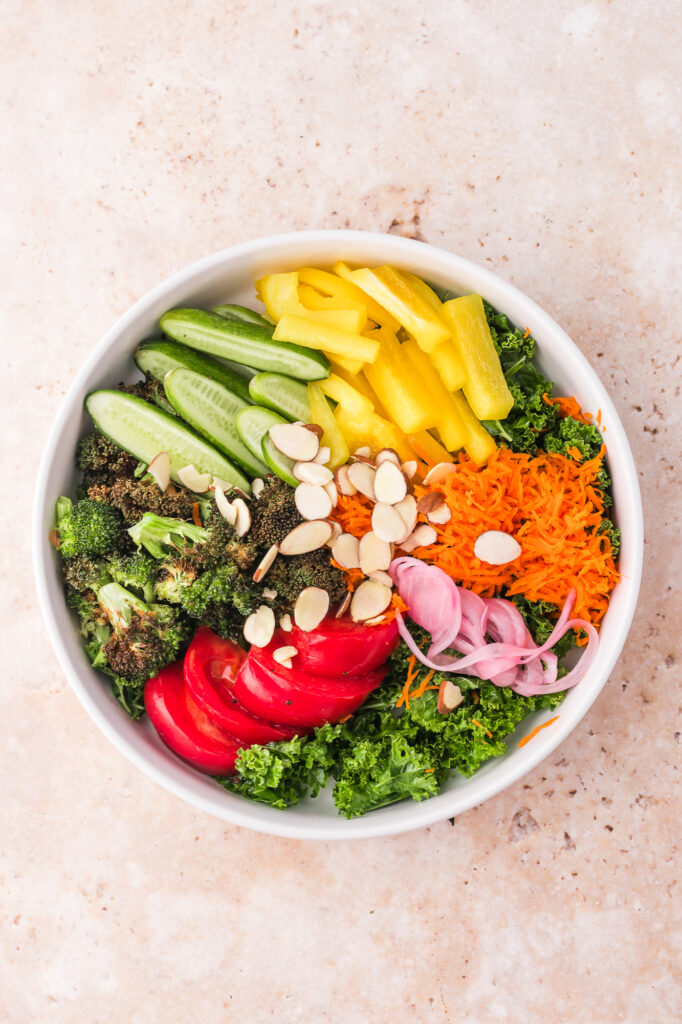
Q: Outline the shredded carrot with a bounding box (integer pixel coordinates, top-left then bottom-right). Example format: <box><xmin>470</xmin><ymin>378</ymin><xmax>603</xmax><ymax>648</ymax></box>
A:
<box><xmin>408</xmin><ymin>668</ymin><xmax>435</xmax><ymax>702</ymax></box>
<box><xmin>49</xmin><ymin>528</ymin><xmax>60</xmax><ymax>549</ymax></box>
<box><xmin>425</xmin><ymin>768</ymin><xmax>434</xmax><ymax>774</ymax></box>
<box><xmin>517</xmin><ymin>715</ymin><xmax>560</xmax><ymax>747</ymax></box>
<box><xmin>338</xmin><ymin>714</ymin><xmax>353</xmax><ymax>723</ymax></box>
<box><xmin>522</xmin><ymin>327</ymin><xmax>531</xmax><ymax>339</ymax></box>
<box><xmin>472</xmin><ymin>691</ymin><xmax>479</xmax><ymax>704</ymax></box>
<box><xmin>542</xmin><ymin>393</ymin><xmax>592</xmax><ymax>424</ymax></box>
<box><xmin>472</xmin><ymin>718</ymin><xmax>492</xmax><ymax>738</ymax></box>
<box><xmin>567</xmin><ymin>445</ymin><xmax>582</xmax><ymax>461</ymax></box>
<box><xmin>191</xmin><ymin>502</ymin><xmax>202</xmax><ymax>528</ymax></box>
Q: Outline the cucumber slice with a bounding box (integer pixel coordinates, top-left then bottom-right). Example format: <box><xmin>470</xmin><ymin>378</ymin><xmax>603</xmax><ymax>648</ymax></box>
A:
<box><xmin>213</xmin><ymin>304</ymin><xmax>273</xmax><ymax>329</ymax></box>
<box><xmin>163</xmin><ymin>368</ymin><xmax>268</xmax><ymax>478</ymax></box>
<box><xmin>235</xmin><ymin>406</ymin><xmax>285</xmax><ymax>464</ymax></box>
<box><xmin>86</xmin><ymin>391</ymin><xmax>250</xmax><ymax>491</ymax></box>
<box><xmin>135</xmin><ymin>339</ymin><xmax>255</xmax><ymax>404</ymax></box>
<box><xmin>248</xmin><ymin>372</ymin><xmax>312</xmax><ymax>422</ymax></box>
<box><xmin>261</xmin><ymin>435</ymin><xmax>298</xmax><ymax>487</ymax></box>
<box><xmin>160</xmin><ymin>308</ymin><xmax>330</xmax><ymax>381</ymax></box>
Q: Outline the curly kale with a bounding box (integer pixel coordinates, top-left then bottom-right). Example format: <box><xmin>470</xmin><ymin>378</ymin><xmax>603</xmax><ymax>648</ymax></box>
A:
<box><xmin>55</xmin><ymin>496</ymin><xmax>124</xmax><ymax>558</ymax></box>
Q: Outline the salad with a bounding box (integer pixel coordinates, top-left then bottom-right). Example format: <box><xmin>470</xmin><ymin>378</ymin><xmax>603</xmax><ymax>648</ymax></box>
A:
<box><xmin>51</xmin><ymin>263</ymin><xmax>620</xmax><ymax>818</ymax></box>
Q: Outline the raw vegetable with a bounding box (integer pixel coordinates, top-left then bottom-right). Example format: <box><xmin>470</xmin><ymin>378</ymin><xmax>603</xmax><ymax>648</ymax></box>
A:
<box><xmin>160</xmin><ymin>308</ymin><xmax>330</xmax><ymax>381</ymax></box>
<box><xmin>261</xmin><ymin>433</ymin><xmax>299</xmax><ymax>487</ymax></box>
<box><xmin>248</xmin><ymin>372</ymin><xmax>312</xmax><ymax>422</ymax></box>
<box><xmin>257</xmin><ymin>272</ymin><xmax>365</xmax><ymax>332</ymax></box>
<box><xmin>235</xmin><ymin>406</ymin><xmax>286</xmax><ymax>465</ymax></box>
<box><xmin>135</xmin><ymin>338</ymin><xmax>255</xmax><ymax>404</ymax></box>
<box><xmin>401</xmin><ymin>339</ymin><xmax>468</xmax><ymax>451</ymax></box>
<box><xmin>298</xmin><ymin>266</ymin><xmax>400</xmax><ymax>331</ymax></box>
<box><xmin>363</xmin><ymin>327</ymin><xmax>436</xmax><ymax>433</ymax></box>
<box><xmin>349</xmin><ymin>266</ymin><xmax>452</xmax><ymax>352</ymax></box>
<box><xmin>289</xmin><ymin>617</ymin><xmax>399</xmax><ymax>677</ymax></box>
<box><xmin>441</xmin><ymin>294</ymin><xmax>514</xmax><ymax>419</ymax></box>
<box><xmin>449</xmin><ymin>390</ymin><xmax>497</xmax><ymax>465</ymax></box>
<box><xmin>308</xmin><ymin>383</ymin><xmax>350</xmax><ymax>469</ymax></box>
<box><xmin>212</xmin><ymin>303</ymin><xmax>273</xmax><ymax>329</ymax></box>
<box><xmin>274</xmin><ymin>314</ymin><xmax>380</xmax><ymax>365</ymax></box>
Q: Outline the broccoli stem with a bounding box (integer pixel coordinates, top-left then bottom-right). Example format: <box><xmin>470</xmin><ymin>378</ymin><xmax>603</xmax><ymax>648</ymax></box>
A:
<box><xmin>128</xmin><ymin>512</ymin><xmax>208</xmax><ymax>559</ymax></box>
<box><xmin>97</xmin><ymin>582</ymin><xmax>150</xmax><ymax>631</ymax></box>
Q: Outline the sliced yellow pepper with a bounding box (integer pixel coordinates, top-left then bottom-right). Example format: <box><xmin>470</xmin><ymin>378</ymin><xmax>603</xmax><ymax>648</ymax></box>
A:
<box><xmin>308</xmin><ymin>383</ymin><xmax>349</xmax><ymax>469</ymax></box>
<box><xmin>273</xmin><ymin>314</ymin><xmax>380</xmax><ymax>364</ymax></box>
<box><xmin>407</xmin><ymin>430</ymin><xmax>453</xmax><ymax>468</ymax></box>
<box><xmin>401</xmin><ymin>339</ymin><xmax>468</xmax><ymax>452</ymax></box>
<box><xmin>362</xmin><ymin>327</ymin><xmax>437</xmax><ymax>434</ymax></box>
<box><xmin>429</xmin><ymin>339</ymin><xmax>467</xmax><ymax>391</ymax></box>
<box><xmin>257</xmin><ymin>272</ymin><xmax>362</xmax><ymax>332</ymax></box>
<box><xmin>334</xmin><ymin>406</ymin><xmax>417</xmax><ymax>463</ymax></box>
<box><xmin>302</xmin><ymin>266</ymin><xmax>401</xmax><ymax>332</ymax></box>
<box><xmin>326</xmin><ymin>352</ymin><xmax>365</xmax><ymax>375</ymax></box>
<box><xmin>329</xmin><ymin>361</ymin><xmax>389</xmax><ymax>418</ymax></box>
<box><xmin>319</xmin><ymin>374</ymin><xmax>374</xmax><ymax>418</ymax></box>
<box><xmin>349</xmin><ymin>267</ymin><xmax>452</xmax><ymax>353</ymax></box>
<box><xmin>441</xmin><ymin>295</ymin><xmax>513</xmax><ymax>420</ymax></box>
<box><xmin>298</xmin><ymin>283</ymin><xmax>367</xmax><ymax>333</ymax></box>
<box><xmin>450</xmin><ymin>390</ymin><xmax>497</xmax><ymax>465</ymax></box>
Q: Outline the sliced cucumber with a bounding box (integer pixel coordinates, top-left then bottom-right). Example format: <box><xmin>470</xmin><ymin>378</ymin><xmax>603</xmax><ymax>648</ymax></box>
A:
<box><xmin>261</xmin><ymin>435</ymin><xmax>298</xmax><ymax>487</ymax></box>
<box><xmin>160</xmin><ymin>308</ymin><xmax>330</xmax><ymax>381</ymax></box>
<box><xmin>86</xmin><ymin>391</ymin><xmax>250</xmax><ymax>491</ymax></box>
<box><xmin>248</xmin><ymin>372</ymin><xmax>312</xmax><ymax>422</ymax></box>
<box><xmin>163</xmin><ymin>369</ymin><xmax>268</xmax><ymax>478</ymax></box>
<box><xmin>235</xmin><ymin>406</ymin><xmax>285</xmax><ymax>464</ymax></box>
<box><xmin>213</xmin><ymin>304</ymin><xmax>273</xmax><ymax>329</ymax></box>
<box><xmin>134</xmin><ymin>339</ymin><xmax>255</xmax><ymax>404</ymax></box>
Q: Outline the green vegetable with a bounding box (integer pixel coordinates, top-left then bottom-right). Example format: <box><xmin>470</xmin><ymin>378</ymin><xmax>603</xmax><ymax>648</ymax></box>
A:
<box><xmin>106</xmin><ymin>551</ymin><xmax>159</xmax><ymax>604</ymax></box>
<box><xmin>128</xmin><ymin>512</ymin><xmax>207</xmax><ymax>559</ymax></box>
<box><xmin>261</xmin><ymin>434</ymin><xmax>298</xmax><ymax>487</ymax></box>
<box><xmin>135</xmin><ymin>338</ymin><xmax>255</xmax><ymax>405</ymax></box>
<box><xmin>212</xmin><ymin>303</ymin><xmax>273</xmax><ymax>329</ymax></box>
<box><xmin>55</xmin><ymin>496</ymin><xmax>123</xmax><ymax>559</ymax></box>
<box><xmin>76</xmin><ymin>432</ymin><xmax>137</xmax><ymax>480</ymax></box>
<box><xmin>180</xmin><ymin>563</ymin><xmax>258</xmax><ymax>644</ymax></box>
<box><xmin>248</xmin><ymin>372</ymin><xmax>312</xmax><ymax>422</ymax></box>
<box><xmin>159</xmin><ymin>308</ymin><xmax>330</xmax><ymax>381</ymax></box>
<box><xmin>235</xmin><ymin>406</ymin><xmax>286</xmax><ymax>467</ymax></box>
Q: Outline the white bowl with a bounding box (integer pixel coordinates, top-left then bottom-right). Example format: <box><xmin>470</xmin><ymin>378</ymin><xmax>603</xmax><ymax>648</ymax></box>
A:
<box><xmin>33</xmin><ymin>231</ymin><xmax>643</xmax><ymax>840</ymax></box>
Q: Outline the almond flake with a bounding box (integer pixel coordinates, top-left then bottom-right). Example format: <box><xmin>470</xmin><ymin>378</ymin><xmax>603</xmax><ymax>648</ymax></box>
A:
<box><xmin>177</xmin><ymin>463</ymin><xmax>212</xmax><ymax>493</ymax></box>
<box><xmin>243</xmin><ymin>605</ymin><xmax>275</xmax><ymax>648</ymax></box>
<box><xmin>214</xmin><ymin>483</ymin><xmax>237</xmax><ymax>525</ymax></box>
<box><xmin>374</xmin><ymin>447</ymin><xmax>401</xmax><ymax>468</ymax></box>
<box><xmin>400</xmin><ymin>523</ymin><xmax>438</xmax><ymax>552</ymax></box>
<box><xmin>279</xmin><ymin>613</ymin><xmax>293</xmax><ymax>632</ymax></box>
<box><xmin>359</xmin><ymin>531</ymin><xmax>392</xmax><ymax>574</ymax></box>
<box><xmin>373</xmin><ymin>461</ymin><xmax>407</xmax><ymax>505</ymax></box>
<box><xmin>423</xmin><ymin>461</ymin><xmax>458</xmax><ymax>486</ymax></box>
<box><xmin>262</xmin><ymin>587</ymin><xmax>278</xmax><ymax>601</ymax></box>
<box><xmin>269</xmin><ymin>423</ymin><xmax>320</xmax><ymax>462</ymax></box>
<box><xmin>438</xmin><ymin>680</ymin><xmax>464</xmax><ymax>714</ymax></box>
<box><xmin>332</xmin><ymin>533</ymin><xmax>361</xmax><ymax>569</ymax></box>
<box><xmin>273</xmin><ymin>645</ymin><xmax>298</xmax><ymax>667</ymax></box>
<box><xmin>324</xmin><ymin>479</ymin><xmax>338</xmax><ymax>507</ymax></box>
<box><xmin>252</xmin><ymin>543</ymin><xmax>279</xmax><ymax>582</ymax></box>
<box><xmin>233</xmin><ymin>497</ymin><xmax>252</xmax><ymax>538</ymax></box>
<box><xmin>417</xmin><ymin>492</ymin><xmax>445</xmax><ymax>515</ymax></box>
<box><xmin>351</xmin><ymin>580</ymin><xmax>392</xmax><ymax>622</ymax></box>
<box><xmin>251</xmin><ymin>478</ymin><xmax>265</xmax><ymax>498</ymax></box>
<box><xmin>303</xmin><ymin>423</ymin><xmax>324</xmax><ymax>440</ymax></box>
<box><xmin>401</xmin><ymin>460</ymin><xmax>418</xmax><ymax>479</ymax></box>
<box><xmin>364</xmin><ymin>615</ymin><xmax>387</xmax><ymax>626</ymax></box>
<box><xmin>148</xmin><ymin>452</ymin><xmax>171</xmax><ymax>492</ymax></box>
<box><xmin>394</xmin><ymin>494</ymin><xmax>418</xmax><ymax>537</ymax></box>
<box><xmin>293</xmin><ymin>461</ymin><xmax>334</xmax><ymax>485</ymax></box>
<box><xmin>473</xmin><ymin>530</ymin><xmax>522</xmax><ymax>565</ymax></box>
<box><xmin>335</xmin><ymin>593</ymin><xmax>351</xmax><ymax>618</ymax></box>
<box><xmin>314</xmin><ymin>445</ymin><xmax>331</xmax><ymax>465</ymax></box>
<box><xmin>353</xmin><ymin>446</ymin><xmax>371</xmax><ymax>459</ymax></box>
<box><xmin>294</xmin><ymin>587</ymin><xmax>330</xmax><ymax>632</ymax></box>
<box><xmin>295</xmin><ymin>482</ymin><xmax>333</xmax><ymax>521</ymax></box>
<box><xmin>368</xmin><ymin>570</ymin><xmax>393</xmax><ymax>588</ymax></box>
<box><xmin>427</xmin><ymin>504</ymin><xmax>452</xmax><ymax>525</ymax></box>
<box><xmin>335</xmin><ymin>465</ymin><xmax>357</xmax><ymax>496</ymax></box>
<box><xmin>279</xmin><ymin>519</ymin><xmax>333</xmax><ymax>555</ymax></box>
<box><xmin>211</xmin><ymin>476</ymin><xmax>235</xmax><ymax>493</ymax></box>
<box><xmin>372</xmin><ymin>502</ymin><xmax>409</xmax><ymax>543</ymax></box>
<box><xmin>325</xmin><ymin>519</ymin><xmax>342</xmax><ymax>546</ymax></box>
<box><xmin>347</xmin><ymin>462</ymin><xmax>376</xmax><ymax>500</ymax></box>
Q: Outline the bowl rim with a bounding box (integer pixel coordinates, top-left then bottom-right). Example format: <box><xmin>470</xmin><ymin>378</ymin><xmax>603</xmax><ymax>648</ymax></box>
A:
<box><xmin>32</xmin><ymin>229</ymin><xmax>643</xmax><ymax>840</ymax></box>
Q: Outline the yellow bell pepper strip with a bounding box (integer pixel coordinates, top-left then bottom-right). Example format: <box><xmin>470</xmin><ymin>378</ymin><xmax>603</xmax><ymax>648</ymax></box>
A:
<box><xmin>297</xmin><ymin>283</ymin><xmax>368</xmax><ymax>332</ymax></box>
<box><xmin>399</xmin><ymin>271</ymin><xmax>443</xmax><ymax>313</ymax></box>
<box><xmin>301</xmin><ymin>266</ymin><xmax>401</xmax><ymax>332</ymax></box>
<box><xmin>319</xmin><ymin>374</ymin><xmax>374</xmax><ymax>418</ymax></box>
<box><xmin>326</xmin><ymin>353</ymin><xmax>365</xmax><ymax>375</ymax></box>
<box><xmin>407</xmin><ymin>430</ymin><xmax>453</xmax><ymax>468</ymax></box>
<box><xmin>348</xmin><ymin>267</ymin><xmax>452</xmax><ymax>353</ymax></box>
<box><xmin>257</xmin><ymin>273</ymin><xmax>362</xmax><ymax>332</ymax></box>
<box><xmin>449</xmin><ymin>390</ymin><xmax>497</xmax><ymax>465</ymax></box>
<box><xmin>273</xmin><ymin>314</ymin><xmax>380</xmax><ymax>364</ymax></box>
<box><xmin>429</xmin><ymin>339</ymin><xmax>467</xmax><ymax>391</ymax></box>
<box><xmin>308</xmin><ymin>383</ymin><xmax>350</xmax><ymax>469</ymax></box>
<box><xmin>334</xmin><ymin>406</ymin><xmax>419</xmax><ymax>464</ymax></box>
<box><xmin>441</xmin><ymin>295</ymin><xmax>514</xmax><ymax>420</ymax></box>
<box><xmin>328</xmin><ymin>361</ymin><xmax>389</xmax><ymax>418</ymax></box>
<box><xmin>362</xmin><ymin>327</ymin><xmax>437</xmax><ymax>434</ymax></box>
<box><xmin>401</xmin><ymin>340</ymin><xmax>468</xmax><ymax>452</ymax></box>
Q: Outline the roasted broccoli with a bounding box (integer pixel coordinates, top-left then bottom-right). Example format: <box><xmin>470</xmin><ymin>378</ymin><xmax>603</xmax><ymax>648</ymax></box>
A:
<box><xmin>96</xmin><ymin>582</ymin><xmax>188</xmax><ymax>681</ymax></box>
<box><xmin>128</xmin><ymin>512</ymin><xmax>208</xmax><ymax>559</ymax></box>
<box><xmin>62</xmin><ymin>554</ymin><xmax>111</xmax><ymax>594</ymax></box>
<box><xmin>119</xmin><ymin>373</ymin><xmax>176</xmax><ymax>415</ymax></box>
<box><xmin>153</xmin><ymin>555</ymin><xmax>200</xmax><ymax>604</ymax></box>
<box><xmin>180</xmin><ymin>563</ymin><xmax>259</xmax><ymax>644</ymax></box>
<box><xmin>87</xmin><ymin>476</ymin><xmax>199</xmax><ymax>524</ymax></box>
<box><xmin>55</xmin><ymin>496</ymin><xmax>124</xmax><ymax>558</ymax></box>
<box><xmin>249</xmin><ymin>477</ymin><xmax>303</xmax><ymax>549</ymax></box>
<box><xmin>267</xmin><ymin>548</ymin><xmax>347</xmax><ymax>608</ymax></box>
<box><xmin>106</xmin><ymin>551</ymin><xmax>158</xmax><ymax>603</ymax></box>
<box><xmin>76</xmin><ymin>431</ymin><xmax>137</xmax><ymax>481</ymax></box>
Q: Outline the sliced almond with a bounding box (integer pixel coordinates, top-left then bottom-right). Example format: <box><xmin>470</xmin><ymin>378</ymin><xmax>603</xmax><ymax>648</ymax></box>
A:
<box><xmin>417</xmin><ymin>491</ymin><xmax>446</xmax><ymax>515</ymax></box>
<box><xmin>350</xmin><ymin>453</ymin><xmax>375</xmax><ymax>465</ymax></box>
<box><xmin>293</xmin><ymin>461</ymin><xmax>334</xmax><ymax>485</ymax></box>
<box><xmin>269</xmin><ymin>423</ymin><xmax>320</xmax><ymax>462</ymax></box>
<box><xmin>252</xmin><ymin>543</ymin><xmax>279</xmax><ymax>582</ymax></box>
<box><xmin>335</xmin><ymin>592</ymin><xmax>351</xmax><ymax>618</ymax></box>
<box><xmin>303</xmin><ymin>423</ymin><xmax>324</xmax><ymax>441</ymax></box>
<box><xmin>399</xmin><ymin>523</ymin><xmax>438</xmax><ymax>552</ymax></box>
<box><xmin>177</xmin><ymin>463</ymin><xmax>212</xmax><ymax>493</ymax></box>
<box><xmin>262</xmin><ymin>587</ymin><xmax>278</xmax><ymax>601</ymax></box>
<box><xmin>364</xmin><ymin>615</ymin><xmax>387</xmax><ymax>626</ymax></box>
<box><xmin>273</xmin><ymin>645</ymin><xmax>298</xmax><ymax>668</ymax></box>
<box><xmin>353</xmin><ymin>445</ymin><xmax>372</xmax><ymax>459</ymax></box>
<box><xmin>314</xmin><ymin>445</ymin><xmax>331</xmax><ymax>465</ymax></box>
<box><xmin>359</xmin><ymin>531</ymin><xmax>392</xmax><ymax>574</ymax></box>
<box><xmin>438</xmin><ymin>679</ymin><xmax>464</xmax><ymax>714</ymax></box>
<box><xmin>212</xmin><ymin>476</ymin><xmax>235</xmax><ymax>493</ymax></box>
<box><xmin>251</xmin><ymin>477</ymin><xmax>265</xmax><ymax>499</ymax></box>
<box><xmin>427</xmin><ymin>504</ymin><xmax>452</xmax><ymax>525</ymax></box>
<box><xmin>351</xmin><ymin>580</ymin><xmax>392</xmax><ymax>622</ymax></box>
<box><xmin>474</xmin><ymin>530</ymin><xmax>522</xmax><ymax>565</ymax></box>
<box><xmin>232</xmin><ymin>497</ymin><xmax>252</xmax><ymax>538</ymax></box>
<box><xmin>148</xmin><ymin>452</ymin><xmax>171</xmax><ymax>492</ymax></box>
<box><xmin>372</xmin><ymin>502</ymin><xmax>410</xmax><ymax>543</ymax></box>
<box><xmin>423</xmin><ymin>461</ymin><xmax>458</xmax><ymax>486</ymax></box>
<box><xmin>373</xmin><ymin>461</ymin><xmax>407</xmax><ymax>505</ymax></box>
<box><xmin>332</xmin><ymin>533</ymin><xmax>361</xmax><ymax>569</ymax></box>
<box><xmin>324</xmin><ymin>479</ymin><xmax>338</xmax><ymax>507</ymax></box>
<box><xmin>394</xmin><ymin>494</ymin><xmax>418</xmax><ymax>537</ymax></box>
<box><xmin>279</xmin><ymin>519</ymin><xmax>333</xmax><ymax>555</ymax></box>
<box><xmin>401</xmin><ymin>460</ymin><xmax>418</xmax><ymax>479</ymax></box>
<box><xmin>279</xmin><ymin>613</ymin><xmax>293</xmax><ymax>632</ymax></box>
<box><xmin>374</xmin><ymin>447</ymin><xmax>401</xmax><ymax>468</ymax></box>
<box><xmin>325</xmin><ymin>519</ymin><xmax>342</xmax><ymax>546</ymax></box>
<box><xmin>295</xmin><ymin>482</ymin><xmax>333</xmax><ymax>521</ymax></box>
<box><xmin>294</xmin><ymin>586</ymin><xmax>330</xmax><ymax>632</ymax></box>
<box><xmin>243</xmin><ymin>605</ymin><xmax>275</xmax><ymax>648</ymax></box>
<box><xmin>347</xmin><ymin>462</ymin><xmax>376</xmax><ymax>500</ymax></box>
<box><xmin>369</xmin><ymin>570</ymin><xmax>393</xmax><ymax>588</ymax></box>
<box><xmin>214</xmin><ymin>483</ymin><xmax>237</xmax><ymax>525</ymax></box>
<box><xmin>335</xmin><ymin>465</ymin><xmax>357</xmax><ymax>496</ymax></box>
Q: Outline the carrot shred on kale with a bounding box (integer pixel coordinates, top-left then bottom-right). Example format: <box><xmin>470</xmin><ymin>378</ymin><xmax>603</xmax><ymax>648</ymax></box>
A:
<box><xmin>542</xmin><ymin>393</ymin><xmax>592</xmax><ymax>424</ymax></box>
<box><xmin>191</xmin><ymin>502</ymin><xmax>202</xmax><ymax>528</ymax></box>
<box><xmin>518</xmin><ymin>715</ymin><xmax>560</xmax><ymax>747</ymax></box>
<box><xmin>522</xmin><ymin>327</ymin><xmax>531</xmax><ymax>339</ymax></box>
<box><xmin>472</xmin><ymin>718</ymin><xmax>492</xmax><ymax>738</ymax></box>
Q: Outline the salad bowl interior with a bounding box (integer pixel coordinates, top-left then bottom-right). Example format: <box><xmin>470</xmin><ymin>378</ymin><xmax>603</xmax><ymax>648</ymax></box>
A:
<box><xmin>33</xmin><ymin>230</ymin><xmax>642</xmax><ymax>839</ymax></box>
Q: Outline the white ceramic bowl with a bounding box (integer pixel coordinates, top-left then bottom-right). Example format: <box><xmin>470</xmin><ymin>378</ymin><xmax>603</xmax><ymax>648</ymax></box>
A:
<box><xmin>33</xmin><ymin>231</ymin><xmax>643</xmax><ymax>840</ymax></box>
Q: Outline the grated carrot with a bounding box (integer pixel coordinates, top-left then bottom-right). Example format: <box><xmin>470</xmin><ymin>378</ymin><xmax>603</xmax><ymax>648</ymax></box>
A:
<box><xmin>567</xmin><ymin>445</ymin><xmax>582</xmax><ymax>461</ymax></box>
<box><xmin>471</xmin><ymin>718</ymin><xmax>492</xmax><ymax>738</ymax></box>
<box><xmin>542</xmin><ymin>393</ymin><xmax>592</xmax><ymax>425</ymax></box>
<box><xmin>522</xmin><ymin>327</ymin><xmax>531</xmax><ymax>339</ymax></box>
<box><xmin>518</xmin><ymin>715</ymin><xmax>560</xmax><ymax>747</ymax></box>
<box><xmin>191</xmin><ymin>502</ymin><xmax>202</xmax><ymax>528</ymax></box>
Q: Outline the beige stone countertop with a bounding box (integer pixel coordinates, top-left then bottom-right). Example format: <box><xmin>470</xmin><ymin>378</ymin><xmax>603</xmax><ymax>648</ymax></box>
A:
<box><xmin>2</xmin><ymin>2</ymin><xmax>680</xmax><ymax>1021</ymax></box>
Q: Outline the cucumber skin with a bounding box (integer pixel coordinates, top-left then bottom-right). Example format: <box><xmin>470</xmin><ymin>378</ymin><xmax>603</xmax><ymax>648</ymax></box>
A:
<box><xmin>160</xmin><ymin>308</ymin><xmax>330</xmax><ymax>382</ymax></box>
<box><xmin>261</xmin><ymin>435</ymin><xmax>299</xmax><ymax>487</ymax></box>
<box><xmin>163</xmin><ymin>368</ymin><xmax>268</xmax><ymax>478</ymax></box>
<box><xmin>248</xmin><ymin>372</ymin><xmax>312</xmax><ymax>423</ymax></box>
<box><xmin>235</xmin><ymin>406</ymin><xmax>286</xmax><ymax>464</ymax></box>
<box><xmin>135</xmin><ymin>339</ymin><xmax>254</xmax><ymax>404</ymax></box>
<box><xmin>85</xmin><ymin>390</ymin><xmax>250</xmax><ymax>492</ymax></box>
<box><xmin>212</xmin><ymin>304</ymin><xmax>273</xmax><ymax>329</ymax></box>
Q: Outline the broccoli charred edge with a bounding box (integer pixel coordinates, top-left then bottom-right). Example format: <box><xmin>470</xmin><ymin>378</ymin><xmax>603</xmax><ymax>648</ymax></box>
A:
<box><xmin>118</xmin><ymin>374</ymin><xmax>176</xmax><ymax>415</ymax></box>
<box><xmin>87</xmin><ymin>477</ymin><xmax>199</xmax><ymax>525</ymax></box>
<box><xmin>97</xmin><ymin>582</ymin><xmax>190</xmax><ymax>684</ymax></box>
<box><xmin>77</xmin><ymin>431</ymin><xmax>138</xmax><ymax>480</ymax></box>
<box><xmin>55</xmin><ymin>496</ymin><xmax>125</xmax><ymax>559</ymax></box>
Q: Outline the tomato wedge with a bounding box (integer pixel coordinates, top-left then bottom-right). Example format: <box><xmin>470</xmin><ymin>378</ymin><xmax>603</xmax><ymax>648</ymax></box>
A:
<box><xmin>145</xmin><ymin>661</ymin><xmax>242</xmax><ymax>775</ymax></box>
<box><xmin>184</xmin><ymin>627</ymin><xmax>300</xmax><ymax>744</ymax></box>
<box><xmin>289</xmin><ymin>616</ymin><xmax>400</xmax><ymax>677</ymax></box>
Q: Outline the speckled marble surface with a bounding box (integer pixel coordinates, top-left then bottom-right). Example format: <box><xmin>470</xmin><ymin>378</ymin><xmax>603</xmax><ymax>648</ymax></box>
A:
<box><xmin>2</xmin><ymin>2</ymin><xmax>680</xmax><ymax>1021</ymax></box>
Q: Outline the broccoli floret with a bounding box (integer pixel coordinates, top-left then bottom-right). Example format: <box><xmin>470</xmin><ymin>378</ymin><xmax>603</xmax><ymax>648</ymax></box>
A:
<box><xmin>250</xmin><ymin>477</ymin><xmax>304</xmax><ymax>549</ymax></box>
<box><xmin>55</xmin><ymin>496</ymin><xmax>124</xmax><ymax>558</ymax></box>
<box><xmin>180</xmin><ymin>563</ymin><xmax>259</xmax><ymax>644</ymax></box>
<box><xmin>76</xmin><ymin>431</ymin><xmax>137</xmax><ymax>480</ymax></box>
<box><xmin>87</xmin><ymin>477</ymin><xmax>199</xmax><ymax>524</ymax></box>
<box><xmin>106</xmin><ymin>551</ymin><xmax>158</xmax><ymax>603</ymax></box>
<box><xmin>62</xmin><ymin>555</ymin><xmax>111</xmax><ymax>593</ymax></box>
<box><xmin>119</xmin><ymin>374</ymin><xmax>176</xmax><ymax>415</ymax></box>
<box><xmin>267</xmin><ymin>548</ymin><xmax>347</xmax><ymax>608</ymax></box>
<box><xmin>153</xmin><ymin>555</ymin><xmax>200</xmax><ymax>604</ymax></box>
<box><xmin>128</xmin><ymin>512</ymin><xmax>208</xmax><ymax>559</ymax></box>
<box><xmin>97</xmin><ymin>582</ymin><xmax>188</xmax><ymax>681</ymax></box>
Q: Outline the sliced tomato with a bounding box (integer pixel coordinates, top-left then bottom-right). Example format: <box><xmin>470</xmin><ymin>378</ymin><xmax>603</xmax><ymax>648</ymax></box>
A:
<box><xmin>184</xmin><ymin>626</ymin><xmax>300</xmax><ymax>744</ymax></box>
<box><xmin>289</xmin><ymin>616</ymin><xmax>400</xmax><ymax>677</ymax></box>
<box><xmin>144</xmin><ymin>661</ymin><xmax>242</xmax><ymax>775</ymax></box>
